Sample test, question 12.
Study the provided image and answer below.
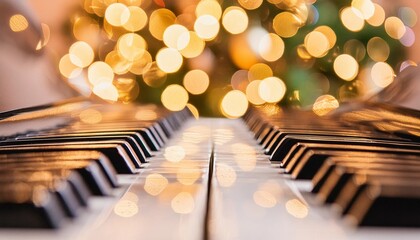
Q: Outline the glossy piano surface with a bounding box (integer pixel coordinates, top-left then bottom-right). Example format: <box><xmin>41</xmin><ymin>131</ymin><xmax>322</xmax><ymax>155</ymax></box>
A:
<box><xmin>1</xmin><ymin>114</ymin><xmax>420</xmax><ymax>240</ymax></box>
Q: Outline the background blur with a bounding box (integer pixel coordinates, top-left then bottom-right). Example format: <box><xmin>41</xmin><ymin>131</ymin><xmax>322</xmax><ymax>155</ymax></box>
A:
<box><xmin>2</xmin><ymin>0</ymin><xmax>420</xmax><ymax>117</ymax></box>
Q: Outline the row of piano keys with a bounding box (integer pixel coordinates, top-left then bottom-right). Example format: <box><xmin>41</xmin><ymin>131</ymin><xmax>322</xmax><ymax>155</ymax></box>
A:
<box><xmin>244</xmin><ymin>103</ymin><xmax>420</xmax><ymax>227</ymax></box>
<box><xmin>0</xmin><ymin>100</ymin><xmax>192</xmax><ymax>228</ymax></box>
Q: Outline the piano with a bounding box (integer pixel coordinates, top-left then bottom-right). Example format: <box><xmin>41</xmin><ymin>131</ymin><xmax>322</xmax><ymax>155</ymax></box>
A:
<box><xmin>0</xmin><ymin>63</ymin><xmax>420</xmax><ymax>239</ymax></box>
<box><xmin>2</xmin><ymin>1</ymin><xmax>420</xmax><ymax>239</ymax></box>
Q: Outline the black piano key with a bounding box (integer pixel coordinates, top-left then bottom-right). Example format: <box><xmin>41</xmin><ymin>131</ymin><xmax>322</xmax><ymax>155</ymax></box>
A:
<box><xmin>0</xmin><ymin>184</ymin><xmax>66</xmax><ymax>228</ymax></box>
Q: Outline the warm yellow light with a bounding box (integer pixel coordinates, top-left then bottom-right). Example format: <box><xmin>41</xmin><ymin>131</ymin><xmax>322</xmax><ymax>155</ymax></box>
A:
<box><xmin>161</xmin><ymin>84</ymin><xmax>189</xmax><ymax>111</ymax></box>
<box><xmin>230</xmin><ymin>34</ymin><xmax>259</xmax><ymax>69</ymax></box>
<box><xmin>79</xmin><ymin>109</ymin><xmax>103</xmax><ymax>124</ymax></box>
<box><xmin>314</xmin><ymin>26</ymin><xmax>336</xmax><ymax>49</ymax></box>
<box><xmin>312</xmin><ymin>94</ymin><xmax>339</xmax><ymax>116</ymax></box>
<box><xmin>105</xmin><ymin>50</ymin><xmax>132</xmax><ymax>75</ymax></box>
<box><xmin>194</xmin><ymin>15</ymin><xmax>220</xmax><ymax>41</ymax></box>
<box><xmin>231</xmin><ymin>70</ymin><xmax>249</xmax><ymax>92</ymax></box>
<box><xmin>253</xmin><ymin>190</ymin><xmax>277</xmax><ymax>208</ymax></box>
<box><xmin>143</xmin><ymin>62</ymin><xmax>167</xmax><ymax>87</ymax></box>
<box><xmin>333</xmin><ymin>54</ymin><xmax>359</xmax><ymax>81</ymax></box>
<box><xmin>273</xmin><ymin>12</ymin><xmax>302</xmax><ymax>38</ymax></box>
<box><xmin>129</xmin><ymin>51</ymin><xmax>152</xmax><ymax>75</ymax></box>
<box><xmin>216</xmin><ymin>163</ymin><xmax>237</xmax><ymax>187</ymax></box>
<box><xmin>384</xmin><ymin>17</ymin><xmax>406</xmax><ymax>39</ymax></box>
<box><xmin>371</xmin><ymin>62</ymin><xmax>394</xmax><ymax>88</ymax></box>
<box><xmin>258</xmin><ymin>33</ymin><xmax>285</xmax><ymax>62</ymax></box>
<box><xmin>171</xmin><ymin>192</ymin><xmax>195</xmax><ymax>214</ymax></box>
<box><xmin>177</xmin><ymin>167</ymin><xmax>201</xmax><ymax>185</ymax></box>
<box><xmin>186</xmin><ymin>103</ymin><xmax>200</xmax><ymax>119</ymax></box>
<box><xmin>123</xmin><ymin>6</ymin><xmax>148</xmax><ymax>32</ymax></box>
<box><xmin>366</xmin><ymin>3</ymin><xmax>385</xmax><ymax>26</ymax></box>
<box><xmin>117</xmin><ymin>33</ymin><xmax>147</xmax><ymax>61</ymax></box>
<box><xmin>222</xmin><ymin>7</ymin><xmax>248</xmax><ymax>35</ymax></box>
<box><xmin>149</xmin><ymin>8</ymin><xmax>176</xmax><ymax>40</ymax></box>
<box><xmin>9</xmin><ymin>14</ymin><xmax>28</xmax><ymax>32</ymax></box>
<box><xmin>351</xmin><ymin>0</ymin><xmax>375</xmax><ymax>19</ymax></box>
<box><xmin>114</xmin><ymin>199</ymin><xmax>138</xmax><ymax>218</ymax></box>
<box><xmin>258</xmin><ymin>77</ymin><xmax>286</xmax><ymax>103</ymax></box>
<box><xmin>304</xmin><ymin>31</ymin><xmax>329</xmax><ymax>58</ymax></box>
<box><xmin>248</xmin><ymin>63</ymin><xmax>273</xmax><ymax>81</ymax></box>
<box><xmin>285</xmin><ymin>199</ymin><xmax>308</xmax><ymax>219</ymax></box>
<box><xmin>88</xmin><ymin>61</ymin><xmax>114</xmax><ymax>85</ymax></box>
<box><xmin>246</xmin><ymin>80</ymin><xmax>265</xmax><ymax>105</ymax></box>
<box><xmin>221</xmin><ymin>90</ymin><xmax>249</xmax><ymax>118</ymax></box>
<box><xmin>73</xmin><ymin>16</ymin><xmax>100</xmax><ymax>47</ymax></box>
<box><xmin>92</xmin><ymin>82</ymin><xmax>119</xmax><ymax>102</ymax></box>
<box><xmin>196</xmin><ymin>0</ymin><xmax>222</xmax><ymax>20</ymax></box>
<box><xmin>340</xmin><ymin>7</ymin><xmax>365</xmax><ymax>32</ymax></box>
<box><xmin>144</xmin><ymin>173</ymin><xmax>168</xmax><ymax>196</ymax></box>
<box><xmin>156</xmin><ymin>48</ymin><xmax>183</xmax><ymax>73</ymax></box>
<box><xmin>105</xmin><ymin>3</ymin><xmax>130</xmax><ymax>27</ymax></box>
<box><xmin>163</xmin><ymin>24</ymin><xmax>190</xmax><ymax>50</ymax></box>
<box><xmin>180</xmin><ymin>31</ymin><xmax>205</xmax><ymax>58</ymax></box>
<box><xmin>297</xmin><ymin>44</ymin><xmax>312</xmax><ymax>60</ymax></box>
<box><xmin>118</xmin><ymin>0</ymin><xmax>142</xmax><ymax>6</ymax></box>
<box><xmin>367</xmin><ymin>37</ymin><xmax>390</xmax><ymax>62</ymax></box>
<box><xmin>69</xmin><ymin>41</ymin><xmax>94</xmax><ymax>68</ymax></box>
<box><xmin>238</xmin><ymin>0</ymin><xmax>263</xmax><ymax>10</ymax></box>
<box><xmin>59</xmin><ymin>54</ymin><xmax>82</xmax><ymax>78</ymax></box>
<box><xmin>183</xmin><ymin>70</ymin><xmax>210</xmax><ymax>95</ymax></box>
<box><xmin>164</xmin><ymin>145</ymin><xmax>186</xmax><ymax>162</ymax></box>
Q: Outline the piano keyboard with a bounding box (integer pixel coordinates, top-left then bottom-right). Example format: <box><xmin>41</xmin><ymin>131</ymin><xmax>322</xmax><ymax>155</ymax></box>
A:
<box><xmin>1</xmin><ymin>100</ymin><xmax>420</xmax><ymax>239</ymax></box>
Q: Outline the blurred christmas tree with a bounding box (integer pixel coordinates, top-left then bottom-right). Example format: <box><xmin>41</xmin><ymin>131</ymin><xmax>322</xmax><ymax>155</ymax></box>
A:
<box><xmin>58</xmin><ymin>0</ymin><xmax>417</xmax><ymax>117</ymax></box>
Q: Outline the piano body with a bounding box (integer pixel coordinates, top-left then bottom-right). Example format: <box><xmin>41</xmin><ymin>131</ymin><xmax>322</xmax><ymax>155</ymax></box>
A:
<box><xmin>2</xmin><ymin>1</ymin><xmax>420</xmax><ymax>240</ymax></box>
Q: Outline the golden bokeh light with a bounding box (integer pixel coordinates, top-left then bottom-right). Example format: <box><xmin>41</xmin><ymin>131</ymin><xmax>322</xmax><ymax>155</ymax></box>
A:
<box><xmin>114</xmin><ymin>77</ymin><xmax>140</xmax><ymax>102</ymax></box>
<box><xmin>163</xmin><ymin>24</ymin><xmax>190</xmax><ymax>50</ymax></box>
<box><xmin>371</xmin><ymin>62</ymin><xmax>395</xmax><ymax>88</ymax></box>
<box><xmin>194</xmin><ymin>15</ymin><xmax>220</xmax><ymax>41</ymax></box>
<box><xmin>238</xmin><ymin>0</ymin><xmax>263</xmax><ymax>10</ymax></box>
<box><xmin>117</xmin><ymin>33</ymin><xmax>147</xmax><ymax>61</ymax></box>
<box><xmin>333</xmin><ymin>54</ymin><xmax>359</xmax><ymax>81</ymax></box>
<box><xmin>9</xmin><ymin>14</ymin><xmax>29</xmax><ymax>32</ymax></box>
<box><xmin>246</xmin><ymin>80</ymin><xmax>265</xmax><ymax>105</ymax></box>
<box><xmin>161</xmin><ymin>84</ymin><xmax>189</xmax><ymax>111</ymax></box>
<box><xmin>231</xmin><ymin>70</ymin><xmax>249</xmax><ymax>92</ymax></box>
<box><xmin>259</xmin><ymin>77</ymin><xmax>287</xmax><ymax>103</ymax></box>
<box><xmin>221</xmin><ymin>90</ymin><xmax>249</xmax><ymax>118</ymax></box>
<box><xmin>176</xmin><ymin>167</ymin><xmax>201</xmax><ymax>185</ymax></box>
<box><xmin>230</xmin><ymin>34</ymin><xmax>259</xmax><ymax>69</ymax></box>
<box><xmin>312</xmin><ymin>94</ymin><xmax>339</xmax><ymax>116</ymax></box>
<box><xmin>79</xmin><ymin>109</ymin><xmax>103</xmax><ymax>124</ymax></box>
<box><xmin>88</xmin><ymin>61</ymin><xmax>114</xmax><ymax>85</ymax></box>
<box><xmin>216</xmin><ymin>163</ymin><xmax>237</xmax><ymax>187</ymax></box>
<box><xmin>367</xmin><ymin>37</ymin><xmax>390</xmax><ymax>62</ymax></box>
<box><xmin>253</xmin><ymin>190</ymin><xmax>277</xmax><ymax>208</ymax></box>
<box><xmin>59</xmin><ymin>54</ymin><xmax>82</xmax><ymax>78</ymax></box>
<box><xmin>351</xmin><ymin>0</ymin><xmax>375</xmax><ymax>20</ymax></box>
<box><xmin>69</xmin><ymin>41</ymin><xmax>95</xmax><ymax>68</ymax></box>
<box><xmin>123</xmin><ymin>6</ymin><xmax>148</xmax><ymax>32</ymax></box>
<box><xmin>285</xmin><ymin>199</ymin><xmax>309</xmax><ymax>219</ymax></box>
<box><xmin>297</xmin><ymin>44</ymin><xmax>312</xmax><ymax>60</ymax></box>
<box><xmin>129</xmin><ymin>50</ymin><xmax>152</xmax><ymax>75</ymax></box>
<box><xmin>340</xmin><ymin>7</ymin><xmax>365</xmax><ymax>32</ymax></box>
<box><xmin>105</xmin><ymin>50</ymin><xmax>132</xmax><ymax>75</ymax></box>
<box><xmin>343</xmin><ymin>39</ymin><xmax>366</xmax><ymax>62</ymax></box>
<box><xmin>258</xmin><ymin>33</ymin><xmax>285</xmax><ymax>62</ymax></box>
<box><xmin>384</xmin><ymin>16</ymin><xmax>406</xmax><ymax>39</ymax></box>
<box><xmin>183</xmin><ymin>70</ymin><xmax>210</xmax><ymax>95</ymax></box>
<box><xmin>248</xmin><ymin>63</ymin><xmax>273</xmax><ymax>81</ymax></box>
<box><xmin>144</xmin><ymin>173</ymin><xmax>168</xmax><ymax>196</ymax></box>
<box><xmin>92</xmin><ymin>82</ymin><xmax>119</xmax><ymax>102</ymax></box>
<box><xmin>73</xmin><ymin>16</ymin><xmax>100</xmax><ymax>47</ymax></box>
<box><xmin>164</xmin><ymin>145</ymin><xmax>186</xmax><ymax>162</ymax></box>
<box><xmin>149</xmin><ymin>8</ymin><xmax>176</xmax><ymax>40</ymax></box>
<box><xmin>105</xmin><ymin>3</ymin><xmax>130</xmax><ymax>27</ymax></box>
<box><xmin>186</xmin><ymin>104</ymin><xmax>200</xmax><ymax>119</ymax></box>
<box><xmin>156</xmin><ymin>48</ymin><xmax>183</xmax><ymax>73</ymax></box>
<box><xmin>142</xmin><ymin>62</ymin><xmax>167</xmax><ymax>87</ymax></box>
<box><xmin>196</xmin><ymin>0</ymin><xmax>222</xmax><ymax>20</ymax></box>
<box><xmin>314</xmin><ymin>26</ymin><xmax>336</xmax><ymax>49</ymax></box>
<box><xmin>135</xmin><ymin>109</ymin><xmax>158</xmax><ymax>121</ymax></box>
<box><xmin>304</xmin><ymin>31</ymin><xmax>329</xmax><ymax>58</ymax></box>
<box><xmin>366</xmin><ymin>3</ymin><xmax>385</xmax><ymax>26</ymax></box>
<box><xmin>222</xmin><ymin>7</ymin><xmax>248</xmax><ymax>35</ymax></box>
<box><xmin>273</xmin><ymin>12</ymin><xmax>302</xmax><ymax>38</ymax></box>
<box><xmin>114</xmin><ymin>199</ymin><xmax>139</xmax><ymax>218</ymax></box>
<box><xmin>180</xmin><ymin>31</ymin><xmax>205</xmax><ymax>58</ymax></box>
<box><xmin>118</xmin><ymin>0</ymin><xmax>142</xmax><ymax>7</ymax></box>
<box><xmin>171</xmin><ymin>192</ymin><xmax>195</xmax><ymax>214</ymax></box>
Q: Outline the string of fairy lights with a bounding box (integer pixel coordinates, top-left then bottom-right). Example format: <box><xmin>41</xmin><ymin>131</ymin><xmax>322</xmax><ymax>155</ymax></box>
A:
<box><xmin>30</xmin><ymin>0</ymin><xmax>416</xmax><ymax>117</ymax></box>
